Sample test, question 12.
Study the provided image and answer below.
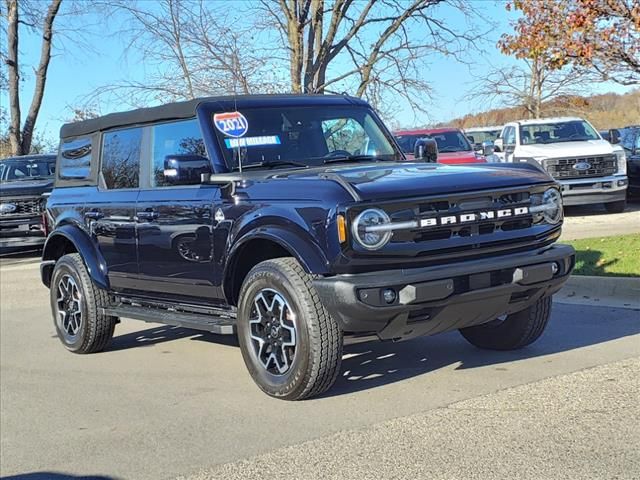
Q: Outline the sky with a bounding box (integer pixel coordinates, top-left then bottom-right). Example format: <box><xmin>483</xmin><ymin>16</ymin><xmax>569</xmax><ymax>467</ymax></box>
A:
<box><xmin>1</xmin><ymin>0</ymin><xmax>633</xmax><ymax>147</ymax></box>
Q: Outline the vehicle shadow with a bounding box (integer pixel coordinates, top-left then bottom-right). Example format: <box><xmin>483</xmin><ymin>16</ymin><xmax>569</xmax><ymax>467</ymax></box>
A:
<box><xmin>106</xmin><ymin>303</ymin><xmax>639</xmax><ymax>399</ymax></box>
<box><xmin>2</xmin><ymin>473</ymin><xmax>119</xmax><ymax>480</ymax></box>
<box><xmin>324</xmin><ymin>303</ymin><xmax>639</xmax><ymax>397</ymax></box>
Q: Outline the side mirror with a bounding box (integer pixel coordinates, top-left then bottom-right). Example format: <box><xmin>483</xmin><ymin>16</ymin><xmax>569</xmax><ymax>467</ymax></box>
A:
<box><xmin>493</xmin><ymin>138</ymin><xmax>503</xmax><ymax>152</ymax></box>
<box><xmin>414</xmin><ymin>137</ymin><xmax>438</xmax><ymax>163</ymax></box>
<box><xmin>481</xmin><ymin>140</ymin><xmax>494</xmax><ymax>156</ymax></box>
<box><xmin>608</xmin><ymin>128</ymin><xmax>621</xmax><ymax>144</ymax></box>
<box><xmin>164</xmin><ymin>154</ymin><xmax>211</xmax><ymax>186</ymax></box>
<box><xmin>466</xmin><ymin>135</ymin><xmax>475</xmax><ymax>145</ymax></box>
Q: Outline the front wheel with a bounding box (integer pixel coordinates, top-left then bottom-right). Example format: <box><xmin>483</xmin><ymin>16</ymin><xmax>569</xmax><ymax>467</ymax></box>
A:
<box><xmin>459</xmin><ymin>296</ymin><xmax>552</xmax><ymax>350</ymax></box>
<box><xmin>237</xmin><ymin>258</ymin><xmax>343</xmax><ymax>400</ymax></box>
<box><xmin>604</xmin><ymin>199</ymin><xmax>626</xmax><ymax>214</ymax></box>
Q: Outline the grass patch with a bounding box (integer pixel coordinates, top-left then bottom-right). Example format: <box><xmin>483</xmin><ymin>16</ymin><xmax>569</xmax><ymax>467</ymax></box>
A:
<box><xmin>566</xmin><ymin>234</ymin><xmax>640</xmax><ymax>277</ymax></box>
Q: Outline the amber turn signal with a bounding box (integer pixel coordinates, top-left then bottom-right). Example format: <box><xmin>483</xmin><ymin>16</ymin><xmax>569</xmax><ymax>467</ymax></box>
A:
<box><xmin>337</xmin><ymin>214</ymin><xmax>347</xmax><ymax>243</ymax></box>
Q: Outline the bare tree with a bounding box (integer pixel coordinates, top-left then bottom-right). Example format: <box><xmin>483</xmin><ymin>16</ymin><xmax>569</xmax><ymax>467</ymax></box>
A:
<box><xmin>259</xmin><ymin>0</ymin><xmax>485</xmax><ymax>115</ymax></box>
<box><xmin>88</xmin><ymin>0</ymin><xmax>285</xmax><ymax>107</ymax></box>
<box><xmin>2</xmin><ymin>0</ymin><xmax>62</xmax><ymax>156</ymax></box>
<box><xmin>467</xmin><ymin>59</ymin><xmax>588</xmax><ymax>119</ymax></box>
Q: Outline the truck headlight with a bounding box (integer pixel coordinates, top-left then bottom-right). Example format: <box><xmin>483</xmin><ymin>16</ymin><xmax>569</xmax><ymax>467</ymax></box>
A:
<box><xmin>615</xmin><ymin>150</ymin><xmax>627</xmax><ymax>175</ymax></box>
<box><xmin>352</xmin><ymin>208</ymin><xmax>392</xmax><ymax>250</ymax></box>
<box><xmin>531</xmin><ymin>187</ymin><xmax>563</xmax><ymax>224</ymax></box>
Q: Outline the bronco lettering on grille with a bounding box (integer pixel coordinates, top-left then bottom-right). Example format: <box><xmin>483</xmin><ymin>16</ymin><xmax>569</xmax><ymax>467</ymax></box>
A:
<box><xmin>419</xmin><ymin>206</ymin><xmax>529</xmax><ymax>228</ymax></box>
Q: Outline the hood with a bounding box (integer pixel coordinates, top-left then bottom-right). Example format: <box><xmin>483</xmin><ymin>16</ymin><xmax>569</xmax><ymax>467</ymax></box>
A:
<box><xmin>0</xmin><ymin>178</ymin><xmax>54</xmax><ymax>198</ymax></box>
<box><xmin>286</xmin><ymin>162</ymin><xmax>553</xmax><ymax>201</ymax></box>
<box><xmin>517</xmin><ymin>139</ymin><xmax>614</xmax><ymax>159</ymax></box>
<box><xmin>437</xmin><ymin>151</ymin><xmax>485</xmax><ymax>164</ymax></box>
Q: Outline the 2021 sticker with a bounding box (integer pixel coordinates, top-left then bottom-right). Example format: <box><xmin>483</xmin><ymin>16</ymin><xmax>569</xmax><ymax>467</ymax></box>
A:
<box><xmin>213</xmin><ymin>112</ymin><xmax>248</xmax><ymax>138</ymax></box>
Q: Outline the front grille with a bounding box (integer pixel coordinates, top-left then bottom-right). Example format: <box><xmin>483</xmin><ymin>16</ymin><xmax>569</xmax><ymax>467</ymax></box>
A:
<box><xmin>0</xmin><ymin>197</ymin><xmax>43</xmax><ymax>218</ymax></box>
<box><xmin>545</xmin><ymin>155</ymin><xmax>617</xmax><ymax>179</ymax></box>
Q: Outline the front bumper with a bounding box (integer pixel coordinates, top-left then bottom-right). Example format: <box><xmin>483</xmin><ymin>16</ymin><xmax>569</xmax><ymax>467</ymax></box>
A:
<box><xmin>0</xmin><ymin>216</ymin><xmax>46</xmax><ymax>249</ymax></box>
<box><xmin>314</xmin><ymin>244</ymin><xmax>575</xmax><ymax>341</ymax></box>
<box><xmin>559</xmin><ymin>174</ymin><xmax>628</xmax><ymax>206</ymax></box>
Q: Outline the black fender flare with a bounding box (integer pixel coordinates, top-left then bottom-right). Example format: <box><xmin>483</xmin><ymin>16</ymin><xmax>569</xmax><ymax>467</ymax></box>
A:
<box><xmin>42</xmin><ymin>224</ymin><xmax>109</xmax><ymax>290</ymax></box>
<box><xmin>223</xmin><ymin>225</ymin><xmax>329</xmax><ymax>301</ymax></box>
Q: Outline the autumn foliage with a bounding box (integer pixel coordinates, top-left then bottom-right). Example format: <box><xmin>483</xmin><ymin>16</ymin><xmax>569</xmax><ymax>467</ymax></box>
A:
<box><xmin>500</xmin><ymin>0</ymin><xmax>640</xmax><ymax>85</ymax></box>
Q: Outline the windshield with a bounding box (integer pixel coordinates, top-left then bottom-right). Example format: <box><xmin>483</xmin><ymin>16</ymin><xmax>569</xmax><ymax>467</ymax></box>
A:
<box><xmin>212</xmin><ymin>106</ymin><xmax>400</xmax><ymax>170</ymax></box>
<box><xmin>0</xmin><ymin>158</ymin><xmax>56</xmax><ymax>182</ymax></box>
<box><xmin>465</xmin><ymin>130</ymin><xmax>501</xmax><ymax>145</ymax></box>
<box><xmin>519</xmin><ymin>120</ymin><xmax>599</xmax><ymax>144</ymax></box>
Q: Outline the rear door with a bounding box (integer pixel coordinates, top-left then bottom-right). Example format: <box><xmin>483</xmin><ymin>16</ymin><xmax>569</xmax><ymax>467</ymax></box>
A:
<box><xmin>85</xmin><ymin>126</ymin><xmax>142</xmax><ymax>293</ymax></box>
<box><xmin>135</xmin><ymin>118</ymin><xmax>222</xmax><ymax>302</ymax></box>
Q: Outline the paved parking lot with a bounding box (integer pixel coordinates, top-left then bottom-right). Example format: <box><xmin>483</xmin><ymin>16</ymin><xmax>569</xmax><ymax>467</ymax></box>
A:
<box><xmin>1</xmin><ymin>202</ymin><xmax>639</xmax><ymax>479</ymax></box>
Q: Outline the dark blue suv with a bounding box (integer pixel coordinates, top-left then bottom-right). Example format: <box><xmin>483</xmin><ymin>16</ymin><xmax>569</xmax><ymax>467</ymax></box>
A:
<box><xmin>41</xmin><ymin>95</ymin><xmax>575</xmax><ymax>400</ymax></box>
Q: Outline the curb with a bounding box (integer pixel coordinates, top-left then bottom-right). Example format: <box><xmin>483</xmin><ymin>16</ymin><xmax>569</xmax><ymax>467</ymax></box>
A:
<box><xmin>555</xmin><ymin>275</ymin><xmax>640</xmax><ymax>309</ymax></box>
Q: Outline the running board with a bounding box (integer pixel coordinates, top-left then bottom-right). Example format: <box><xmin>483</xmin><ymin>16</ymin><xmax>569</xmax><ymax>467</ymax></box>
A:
<box><xmin>101</xmin><ymin>305</ymin><xmax>236</xmax><ymax>335</ymax></box>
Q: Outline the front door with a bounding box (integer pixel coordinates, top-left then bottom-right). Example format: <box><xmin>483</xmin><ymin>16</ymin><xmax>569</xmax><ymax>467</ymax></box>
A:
<box><xmin>134</xmin><ymin>118</ymin><xmax>221</xmax><ymax>303</ymax></box>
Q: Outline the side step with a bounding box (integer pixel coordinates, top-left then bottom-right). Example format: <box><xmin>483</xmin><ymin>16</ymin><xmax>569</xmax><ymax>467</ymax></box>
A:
<box><xmin>101</xmin><ymin>305</ymin><xmax>236</xmax><ymax>335</ymax></box>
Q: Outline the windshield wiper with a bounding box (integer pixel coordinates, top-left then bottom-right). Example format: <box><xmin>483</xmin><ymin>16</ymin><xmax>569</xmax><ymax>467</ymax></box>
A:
<box><xmin>323</xmin><ymin>154</ymin><xmax>383</xmax><ymax>165</ymax></box>
<box><xmin>237</xmin><ymin>160</ymin><xmax>309</xmax><ymax>170</ymax></box>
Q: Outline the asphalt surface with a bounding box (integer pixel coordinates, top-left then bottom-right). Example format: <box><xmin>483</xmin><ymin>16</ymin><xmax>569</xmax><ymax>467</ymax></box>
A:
<box><xmin>1</xmin><ymin>261</ymin><xmax>639</xmax><ymax>479</ymax></box>
<box><xmin>560</xmin><ymin>201</ymin><xmax>640</xmax><ymax>240</ymax></box>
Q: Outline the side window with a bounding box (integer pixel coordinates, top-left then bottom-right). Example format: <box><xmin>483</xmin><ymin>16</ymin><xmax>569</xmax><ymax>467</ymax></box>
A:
<box><xmin>635</xmin><ymin>132</ymin><xmax>640</xmax><ymax>150</ymax></box>
<box><xmin>101</xmin><ymin>127</ymin><xmax>142</xmax><ymax>189</ymax></box>
<box><xmin>60</xmin><ymin>138</ymin><xmax>92</xmax><ymax>179</ymax></box>
<box><xmin>150</xmin><ymin>119</ymin><xmax>206</xmax><ymax>187</ymax></box>
<box><xmin>322</xmin><ymin>118</ymin><xmax>369</xmax><ymax>155</ymax></box>
<box><xmin>504</xmin><ymin>127</ymin><xmax>516</xmax><ymax>146</ymax></box>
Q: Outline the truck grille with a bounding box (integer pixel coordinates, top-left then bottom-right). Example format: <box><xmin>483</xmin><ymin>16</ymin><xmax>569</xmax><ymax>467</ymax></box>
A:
<box><xmin>0</xmin><ymin>197</ymin><xmax>43</xmax><ymax>218</ymax></box>
<box><xmin>545</xmin><ymin>155</ymin><xmax>617</xmax><ymax>179</ymax></box>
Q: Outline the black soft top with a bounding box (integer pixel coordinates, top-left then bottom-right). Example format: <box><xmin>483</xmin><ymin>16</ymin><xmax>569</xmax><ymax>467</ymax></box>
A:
<box><xmin>60</xmin><ymin>94</ymin><xmax>367</xmax><ymax>140</ymax></box>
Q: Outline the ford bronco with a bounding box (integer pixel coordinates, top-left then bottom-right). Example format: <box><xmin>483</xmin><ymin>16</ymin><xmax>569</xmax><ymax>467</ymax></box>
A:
<box><xmin>41</xmin><ymin>95</ymin><xmax>575</xmax><ymax>400</ymax></box>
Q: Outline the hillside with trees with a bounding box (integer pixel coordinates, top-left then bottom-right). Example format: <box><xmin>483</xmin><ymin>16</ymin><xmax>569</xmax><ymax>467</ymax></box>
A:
<box><xmin>446</xmin><ymin>89</ymin><xmax>640</xmax><ymax>129</ymax></box>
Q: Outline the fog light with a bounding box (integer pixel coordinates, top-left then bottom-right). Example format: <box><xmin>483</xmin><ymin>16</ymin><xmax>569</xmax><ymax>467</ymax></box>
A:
<box><xmin>382</xmin><ymin>288</ymin><xmax>397</xmax><ymax>304</ymax></box>
<box><xmin>618</xmin><ymin>179</ymin><xmax>628</xmax><ymax>187</ymax></box>
<box><xmin>551</xmin><ymin>262</ymin><xmax>560</xmax><ymax>275</ymax></box>
<box><xmin>603</xmin><ymin>181</ymin><xmax>613</xmax><ymax>189</ymax></box>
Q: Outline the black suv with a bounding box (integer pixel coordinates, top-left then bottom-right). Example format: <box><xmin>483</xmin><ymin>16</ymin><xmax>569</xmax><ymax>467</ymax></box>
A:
<box><xmin>619</xmin><ymin>125</ymin><xmax>640</xmax><ymax>196</ymax></box>
<box><xmin>1</xmin><ymin>154</ymin><xmax>56</xmax><ymax>249</ymax></box>
<box><xmin>41</xmin><ymin>95</ymin><xmax>575</xmax><ymax>400</ymax></box>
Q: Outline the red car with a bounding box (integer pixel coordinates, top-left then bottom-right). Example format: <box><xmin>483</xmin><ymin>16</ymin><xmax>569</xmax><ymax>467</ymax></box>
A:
<box><xmin>394</xmin><ymin>127</ymin><xmax>487</xmax><ymax>164</ymax></box>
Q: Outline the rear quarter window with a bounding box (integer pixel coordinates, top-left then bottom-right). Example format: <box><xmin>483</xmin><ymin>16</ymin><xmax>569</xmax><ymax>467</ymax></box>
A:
<box><xmin>59</xmin><ymin>138</ymin><xmax>92</xmax><ymax>179</ymax></box>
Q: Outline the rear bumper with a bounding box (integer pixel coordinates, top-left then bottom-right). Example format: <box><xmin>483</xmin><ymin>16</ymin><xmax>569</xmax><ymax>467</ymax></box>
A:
<box><xmin>559</xmin><ymin>175</ymin><xmax>627</xmax><ymax>205</ymax></box>
<box><xmin>314</xmin><ymin>244</ymin><xmax>575</xmax><ymax>341</ymax></box>
<box><xmin>0</xmin><ymin>216</ymin><xmax>45</xmax><ymax>248</ymax></box>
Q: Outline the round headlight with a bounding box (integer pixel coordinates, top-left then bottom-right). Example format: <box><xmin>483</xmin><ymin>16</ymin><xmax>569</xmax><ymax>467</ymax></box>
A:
<box><xmin>542</xmin><ymin>188</ymin><xmax>563</xmax><ymax>224</ymax></box>
<box><xmin>352</xmin><ymin>208</ymin><xmax>392</xmax><ymax>250</ymax></box>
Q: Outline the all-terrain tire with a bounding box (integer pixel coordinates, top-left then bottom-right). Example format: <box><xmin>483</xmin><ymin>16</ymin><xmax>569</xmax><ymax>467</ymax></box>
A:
<box><xmin>50</xmin><ymin>253</ymin><xmax>116</xmax><ymax>353</ymax></box>
<box><xmin>459</xmin><ymin>296</ymin><xmax>552</xmax><ymax>350</ymax></box>
<box><xmin>604</xmin><ymin>199</ymin><xmax>626</xmax><ymax>214</ymax></box>
<box><xmin>237</xmin><ymin>257</ymin><xmax>343</xmax><ymax>400</ymax></box>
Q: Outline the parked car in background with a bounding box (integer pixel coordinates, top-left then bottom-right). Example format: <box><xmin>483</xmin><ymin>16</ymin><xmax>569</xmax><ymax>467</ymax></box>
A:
<box><xmin>394</xmin><ymin>127</ymin><xmax>488</xmax><ymax>163</ymax></box>
<box><xmin>40</xmin><ymin>94</ymin><xmax>574</xmax><ymax>400</ymax></box>
<box><xmin>619</xmin><ymin>125</ymin><xmax>640</xmax><ymax>197</ymax></box>
<box><xmin>599</xmin><ymin>130</ymin><xmax>611</xmax><ymax>142</ymax></box>
<box><xmin>464</xmin><ymin>126</ymin><xmax>502</xmax><ymax>151</ymax></box>
<box><xmin>495</xmin><ymin>117</ymin><xmax>628</xmax><ymax>213</ymax></box>
<box><xmin>0</xmin><ymin>154</ymin><xmax>56</xmax><ymax>250</ymax></box>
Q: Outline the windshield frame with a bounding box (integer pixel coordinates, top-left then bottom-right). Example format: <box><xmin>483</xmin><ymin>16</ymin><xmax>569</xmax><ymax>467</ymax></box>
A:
<box><xmin>518</xmin><ymin>120</ymin><xmax>600</xmax><ymax>145</ymax></box>
<box><xmin>207</xmin><ymin>104</ymin><xmax>403</xmax><ymax>172</ymax></box>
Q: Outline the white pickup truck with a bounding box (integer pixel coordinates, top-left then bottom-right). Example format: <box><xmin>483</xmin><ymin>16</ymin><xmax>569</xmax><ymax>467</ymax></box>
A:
<box><xmin>494</xmin><ymin>117</ymin><xmax>628</xmax><ymax>213</ymax></box>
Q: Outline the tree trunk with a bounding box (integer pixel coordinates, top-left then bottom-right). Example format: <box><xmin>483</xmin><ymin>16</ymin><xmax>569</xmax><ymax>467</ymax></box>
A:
<box><xmin>6</xmin><ymin>0</ymin><xmax>22</xmax><ymax>156</ymax></box>
<box><xmin>21</xmin><ymin>0</ymin><xmax>62</xmax><ymax>154</ymax></box>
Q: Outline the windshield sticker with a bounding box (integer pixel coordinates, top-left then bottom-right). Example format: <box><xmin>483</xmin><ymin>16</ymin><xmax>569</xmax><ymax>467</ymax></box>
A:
<box><xmin>213</xmin><ymin>111</ymin><xmax>249</xmax><ymax>138</ymax></box>
<box><xmin>224</xmin><ymin>136</ymin><xmax>281</xmax><ymax>149</ymax></box>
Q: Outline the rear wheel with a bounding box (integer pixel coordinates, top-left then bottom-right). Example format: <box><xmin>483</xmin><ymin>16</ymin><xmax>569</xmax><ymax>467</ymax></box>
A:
<box><xmin>237</xmin><ymin>258</ymin><xmax>342</xmax><ymax>400</ymax></box>
<box><xmin>459</xmin><ymin>296</ymin><xmax>552</xmax><ymax>350</ymax></box>
<box><xmin>50</xmin><ymin>253</ymin><xmax>116</xmax><ymax>353</ymax></box>
<box><xmin>604</xmin><ymin>199</ymin><xmax>626</xmax><ymax>214</ymax></box>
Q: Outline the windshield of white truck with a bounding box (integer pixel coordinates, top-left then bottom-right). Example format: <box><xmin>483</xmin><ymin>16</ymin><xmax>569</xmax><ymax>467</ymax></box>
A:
<box><xmin>519</xmin><ymin>120</ymin><xmax>599</xmax><ymax>145</ymax></box>
<box><xmin>211</xmin><ymin>106</ymin><xmax>401</xmax><ymax>170</ymax></box>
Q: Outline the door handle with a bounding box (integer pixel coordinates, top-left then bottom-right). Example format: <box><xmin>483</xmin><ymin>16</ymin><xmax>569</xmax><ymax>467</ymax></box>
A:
<box><xmin>84</xmin><ymin>210</ymin><xmax>104</xmax><ymax>221</ymax></box>
<box><xmin>136</xmin><ymin>210</ymin><xmax>159</xmax><ymax>222</ymax></box>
